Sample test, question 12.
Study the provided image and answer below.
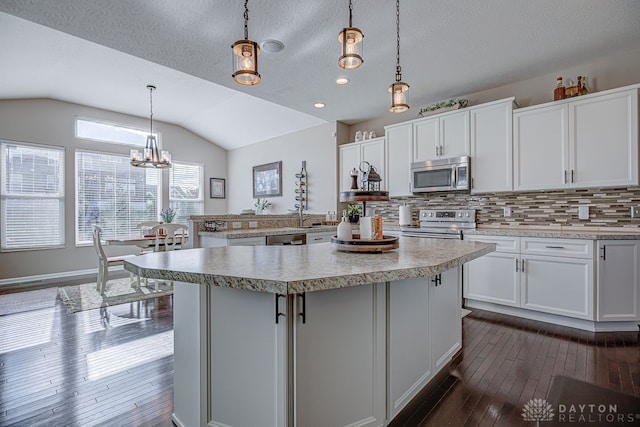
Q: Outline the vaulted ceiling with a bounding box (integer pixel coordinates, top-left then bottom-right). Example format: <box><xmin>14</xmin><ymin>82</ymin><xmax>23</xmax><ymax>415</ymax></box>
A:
<box><xmin>1</xmin><ymin>1</ymin><xmax>640</xmax><ymax>150</ymax></box>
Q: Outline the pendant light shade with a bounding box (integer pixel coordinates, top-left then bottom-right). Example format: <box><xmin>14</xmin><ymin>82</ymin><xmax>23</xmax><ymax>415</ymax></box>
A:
<box><xmin>232</xmin><ymin>0</ymin><xmax>261</xmax><ymax>85</ymax></box>
<box><xmin>130</xmin><ymin>85</ymin><xmax>172</xmax><ymax>169</ymax></box>
<box><xmin>338</xmin><ymin>1</ymin><xmax>363</xmax><ymax>70</ymax></box>
<box><xmin>389</xmin><ymin>0</ymin><xmax>409</xmax><ymax>113</ymax></box>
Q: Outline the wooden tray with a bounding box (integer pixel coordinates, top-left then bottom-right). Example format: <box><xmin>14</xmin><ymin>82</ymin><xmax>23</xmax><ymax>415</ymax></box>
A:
<box><xmin>331</xmin><ymin>234</ymin><xmax>399</xmax><ymax>253</ymax></box>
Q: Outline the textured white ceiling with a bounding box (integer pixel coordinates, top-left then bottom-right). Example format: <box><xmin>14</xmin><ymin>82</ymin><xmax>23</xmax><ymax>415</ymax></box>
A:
<box><xmin>1</xmin><ymin>1</ymin><xmax>640</xmax><ymax>150</ymax></box>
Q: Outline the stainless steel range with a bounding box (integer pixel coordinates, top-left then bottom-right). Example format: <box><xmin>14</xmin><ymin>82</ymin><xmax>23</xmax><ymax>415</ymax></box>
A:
<box><xmin>401</xmin><ymin>209</ymin><xmax>476</xmax><ymax>239</ymax></box>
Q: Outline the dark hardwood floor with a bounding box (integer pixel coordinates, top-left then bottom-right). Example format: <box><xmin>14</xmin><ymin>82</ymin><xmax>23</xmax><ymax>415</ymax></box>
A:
<box><xmin>1</xmin><ymin>278</ymin><xmax>638</xmax><ymax>427</ymax></box>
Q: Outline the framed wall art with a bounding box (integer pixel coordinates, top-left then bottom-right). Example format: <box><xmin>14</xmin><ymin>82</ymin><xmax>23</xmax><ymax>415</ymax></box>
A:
<box><xmin>210</xmin><ymin>178</ymin><xmax>226</xmax><ymax>199</ymax></box>
<box><xmin>252</xmin><ymin>161</ymin><xmax>282</xmax><ymax>198</ymax></box>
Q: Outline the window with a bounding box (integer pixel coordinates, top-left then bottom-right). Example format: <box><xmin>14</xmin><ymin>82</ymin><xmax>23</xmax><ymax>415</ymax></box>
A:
<box><xmin>170</xmin><ymin>161</ymin><xmax>204</xmax><ymax>223</ymax></box>
<box><xmin>1</xmin><ymin>140</ymin><xmax>65</xmax><ymax>251</ymax></box>
<box><xmin>76</xmin><ymin>118</ymin><xmax>157</xmax><ymax>147</ymax></box>
<box><xmin>76</xmin><ymin>150</ymin><xmax>160</xmax><ymax>245</ymax></box>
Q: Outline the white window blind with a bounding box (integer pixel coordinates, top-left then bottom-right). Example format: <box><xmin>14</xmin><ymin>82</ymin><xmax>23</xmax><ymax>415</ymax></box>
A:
<box><xmin>169</xmin><ymin>161</ymin><xmax>203</xmax><ymax>223</ymax></box>
<box><xmin>1</xmin><ymin>140</ymin><xmax>65</xmax><ymax>251</ymax></box>
<box><xmin>76</xmin><ymin>151</ymin><xmax>160</xmax><ymax>244</ymax></box>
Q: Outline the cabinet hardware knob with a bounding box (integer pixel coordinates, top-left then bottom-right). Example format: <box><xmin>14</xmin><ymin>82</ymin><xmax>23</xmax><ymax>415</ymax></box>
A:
<box><xmin>275</xmin><ymin>294</ymin><xmax>286</xmax><ymax>324</ymax></box>
<box><xmin>515</xmin><ymin>258</ymin><xmax>519</xmax><ymax>272</ymax></box>
<box><xmin>521</xmin><ymin>259</ymin><xmax>526</xmax><ymax>272</ymax></box>
<box><xmin>298</xmin><ymin>292</ymin><xmax>306</xmax><ymax>324</ymax></box>
<box><xmin>600</xmin><ymin>246</ymin><xmax>606</xmax><ymax>261</ymax></box>
<box><xmin>545</xmin><ymin>245</ymin><xmax>565</xmax><ymax>249</ymax></box>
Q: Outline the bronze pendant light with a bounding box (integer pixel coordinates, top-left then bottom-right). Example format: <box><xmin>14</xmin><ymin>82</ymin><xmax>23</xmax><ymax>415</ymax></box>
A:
<box><xmin>389</xmin><ymin>0</ymin><xmax>409</xmax><ymax>113</ymax></box>
<box><xmin>338</xmin><ymin>0</ymin><xmax>364</xmax><ymax>70</ymax></box>
<box><xmin>232</xmin><ymin>0</ymin><xmax>261</xmax><ymax>85</ymax></box>
<box><xmin>130</xmin><ymin>85</ymin><xmax>172</xmax><ymax>169</ymax></box>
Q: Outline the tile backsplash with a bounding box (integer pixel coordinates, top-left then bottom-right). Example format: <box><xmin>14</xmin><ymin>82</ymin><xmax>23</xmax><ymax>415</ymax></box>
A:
<box><xmin>367</xmin><ymin>187</ymin><xmax>640</xmax><ymax>229</ymax></box>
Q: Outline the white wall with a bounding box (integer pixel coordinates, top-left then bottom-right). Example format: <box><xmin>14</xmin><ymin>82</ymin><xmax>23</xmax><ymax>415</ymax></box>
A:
<box><xmin>227</xmin><ymin>123</ymin><xmax>337</xmax><ymax>214</ymax></box>
<box><xmin>349</xmin><ymin>47</ymin><xmax>640</xmax><ymax>141</ymax></box>
<box><xmin>0</xmin><ymin>98</ymin><xmax>226</xmax><ymax>281</ymax></box>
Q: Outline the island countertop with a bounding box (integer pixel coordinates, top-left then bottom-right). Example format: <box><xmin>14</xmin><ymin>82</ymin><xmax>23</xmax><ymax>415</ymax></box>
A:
<box><xmin>124</xmin><ymin>236</ymin><xmax>495</xmax><ymax>294</ymax></box>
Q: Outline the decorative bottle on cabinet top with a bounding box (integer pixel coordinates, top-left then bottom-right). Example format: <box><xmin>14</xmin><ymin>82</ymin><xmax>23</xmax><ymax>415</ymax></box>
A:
<box><xmin>554</xmin><ymin>77</ymin><xmax>566</xmax><ymax>101</ymax></box>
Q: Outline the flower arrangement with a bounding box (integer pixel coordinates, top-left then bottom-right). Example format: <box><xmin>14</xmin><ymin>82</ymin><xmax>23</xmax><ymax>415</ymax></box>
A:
<box><xmin>160</xmin><ymin>208</ymin><xmax>177</xmax><ymax>223</ymax></box>
<box><xmin>254</xmin><ymin>198</ymin><xmax>272</xmax><ymax>212</ymax></box>
<box><xmin>417</xmin><ymin>99</ymin><xmax>468</xmax><ymax>117</ymax></box>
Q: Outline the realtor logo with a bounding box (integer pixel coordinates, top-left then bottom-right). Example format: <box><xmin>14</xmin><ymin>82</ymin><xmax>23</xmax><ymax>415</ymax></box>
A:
<box><xmin>522</xmin><ymin>398</ymin><xmax>555</xmax><ymax>425</ymax></box>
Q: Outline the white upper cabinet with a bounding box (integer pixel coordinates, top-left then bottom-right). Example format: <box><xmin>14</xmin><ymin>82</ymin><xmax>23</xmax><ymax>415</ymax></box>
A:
<box><xmin>514</xmin><ymin>87</ymin><xmax>638</xmax><ymax>191</ymax></box>
<box><xmin>386</xmin><ymin>122</ymin><xmax>413</xmax><ymax>197</ymax></box>
<box><xmin>569</xmin><ymin>89</ymin><xmax>638</xmax><ymax>188</ymax></box>
<box><xmin>469</xmin><ymin>98</ymin><xmax>514</xmax><ymax>193</ymax></box>
<box><xmin>339</xmin><ymin>137</ymin><xmax>387</xmax><ymax>192</ymax></box>
<box><xmin>413</xmin><ymin>110</ymin><xmax>469</xmax><ymax>162</ymax></box>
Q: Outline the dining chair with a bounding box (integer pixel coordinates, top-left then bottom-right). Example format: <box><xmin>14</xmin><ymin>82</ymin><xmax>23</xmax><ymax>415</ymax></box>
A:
<box><xmin>136</xmin><ymin>221</ymin><xmax>161</xmax><ymax>254</ymax></box>
<box><xmin>150</xmin><ymin>223</ymin><xmax>188</xmax><ymax>252</ymax></box>
<box><xmin>92</xmin><ymin>225</ymin><xmax>140</xmax><ymax>295</ymax></box>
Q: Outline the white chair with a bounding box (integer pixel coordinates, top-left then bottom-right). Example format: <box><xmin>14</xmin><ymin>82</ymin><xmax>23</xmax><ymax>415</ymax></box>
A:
<box><xmin>150</xmin><ymin>223</ymin><xmax>188</xmax><ymax>252</ymax></box>
<box><xmin>136</xmin><ymin>221</ymin><xmax>161</xmax><ymax>254</ymax></box>
<box><xmin>92</xmin><ymin>225</ymin><xmax>139</xmax><ymax>295</ymax></box>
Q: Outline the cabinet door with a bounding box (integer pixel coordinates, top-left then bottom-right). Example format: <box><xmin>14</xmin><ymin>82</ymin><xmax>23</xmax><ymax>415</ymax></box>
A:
<box><xmin>464</xmin><ymin>252</ymin><xmax>520</xmax><ymax>307</ymax></box>
<box><xmin>361</xmin><ymin>136</ymin><xmax>387</xmax><ymax>191</ymax></box>
<box><xmin>388</xmin><ymin>278</ymin><xmax>431</xmax><ymax>419</ymax></box>
<box><xmin>470</xmin><ymin>100</ymin><xmax>513</xmax><ymax>193</ymax></box>
<box><xmin>440</xmin><ymin>111</ymin><xmax>470</xmax><ymax>159</ymax></box>
<box><xmin>430</xmin><ymin>267</ymin><xmax>462</xmax><ymax>373</ymax></box>
<box><xmin>513</xmin><ymin>104</ymin><xmax>569</xmax><ymax>191</ymax></box>
<box><xmin>295</xmin><ymin>284</ymin><xmax>386</xmax><ymax>427</ymax></box>
<box><xmin>386</xmin><ymin>123</ymin><xmax>413</xmax><ymax>196</ymax></box>
<box><xmin>597</xmin><ymin>240</ymin><xmax>640</xmax><ymax>321</ymax></box>
<box><xmin>206</xmin><ymin>287</ymin><xmax>287</xmax><ymax>427</ymax></box>
<box><xmin>413</xmin><ymin>117</ymin><xmax>439</xmax><ymax>161</ymax></box>
<box><xmin>521</xmin><ymin>255</ymin><xmax>593</xmax><ymax>320</ymax></box>
<box><xmin>227</xmin><ymin>236</ymin><xmax>266</xmax><ymax>246</ymax></box>
<box><xmin>570</xmin><ymin>89</ymin><xmax>639</xmax><ymax>188</ymax></box>
<box><xmin>339</xmin><ymin>143</ymin><xmax>361</xmax><ymax>191</ymax></box>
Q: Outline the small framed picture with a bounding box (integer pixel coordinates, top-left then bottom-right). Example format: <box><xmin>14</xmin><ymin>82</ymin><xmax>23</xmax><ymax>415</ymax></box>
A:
<box><xmin>210</xmin><ymin>178</ymin><xmax>226</xmax><ymax>199</ymax></box>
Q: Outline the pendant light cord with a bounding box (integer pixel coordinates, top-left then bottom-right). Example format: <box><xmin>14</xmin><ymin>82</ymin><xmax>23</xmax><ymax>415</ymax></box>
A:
<box><xmin>148</xmin><ymin>86</ymin><xmax>154</xmax><ymax>135</ymax></box>
<box><xmin>244</xmin><ymin>0</ymin><xmax>249</xmax><ymax>39</ymax></box>
<box><xmin>395</xmin><ymin>0</ymin><xmax>401</xmax><ymax>82</ymax></box>
<box><xmin>348</xmin><ymin>0</ymin><xmax>353</xmax><ymax>27</ymax></box>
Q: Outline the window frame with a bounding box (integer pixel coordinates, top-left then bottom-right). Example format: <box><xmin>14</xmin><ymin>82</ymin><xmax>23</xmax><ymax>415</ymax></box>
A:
<box><xmin>169</xmin><ymin>160</ymin><xmax>204</xmax><ymax>224</ymax></box>
<box><xmin>0</xmin><ymin>139</ymin><xmax>66</xmax><ymax>252</ymax></box>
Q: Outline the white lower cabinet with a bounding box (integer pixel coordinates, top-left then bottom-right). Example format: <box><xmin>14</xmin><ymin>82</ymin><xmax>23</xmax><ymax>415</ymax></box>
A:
<box><xmin>465</xmin><ymin>235</ymin><xmax>594</xmax><ymax>320</ymax></box>
<box><xmin>294</xmin><ymin>283</ymin><xmax>386</xmax><ymax>427</ymax></box>
<box><xmin>200</xmin><ymin>235</ymin><xmax>266</xmax><ymax>247</ymax></box>
<box><xmin>306</xmin><ymin>231</ymin><xmax>335</xmax><ymax>244</ymax></box>
<box><xmin>597</xmin><ymin>240</ymin><xmax>640</xmax><ymax>321</ymax></box>
<box><xmin>388</xmin><ymin>267</ymin><xmax>461</xmax><ymax>419</ymax></box>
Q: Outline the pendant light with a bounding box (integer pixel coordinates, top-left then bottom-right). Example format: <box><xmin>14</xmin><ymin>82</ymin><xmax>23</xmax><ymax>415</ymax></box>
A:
<box><xmin>389</xmin><ymin>0</ymin><xmax>409</xmax><ymax>113</ymax></box>
<box><xmin>130</xmin><ymin>85</ymin><xmax>172</xmax><ymax>169</ymax></box>
<box><xmin>338</xmin><ymin>0</ymin><xmax>364</xmax><ymax>70</ymax></box>
<box><xmin>232</xmin><ymin>0</ymin><xmax>261</xmax><ymax>85</ymax></box>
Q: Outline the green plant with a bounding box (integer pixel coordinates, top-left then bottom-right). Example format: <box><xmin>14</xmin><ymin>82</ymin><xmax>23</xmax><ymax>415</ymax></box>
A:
<box><xmin>347</xmin><ymin>204</ymin><xmax>362</xmax><ymax>215</ymax></box>
<box><xmin>160</xmin><ymin>208</ymin><xmax>177</xmax><ymax>223</ymax></box>
<box><xmin>254</xmin><ymin>198</ymin><xmax>272</xmax><ymax>210</ymax></box>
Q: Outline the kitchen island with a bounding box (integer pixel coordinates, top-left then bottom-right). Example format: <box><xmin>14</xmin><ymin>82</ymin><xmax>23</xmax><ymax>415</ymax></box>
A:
<box><xmin>124</xmin><ymin>237</ymin><xmax>495</xmax><ymax>427</ymax></box>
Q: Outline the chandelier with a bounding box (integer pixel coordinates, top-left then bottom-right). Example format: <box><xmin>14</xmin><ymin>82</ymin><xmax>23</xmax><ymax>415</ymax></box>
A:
<box><xmin>130</xmin><ymin>85</ymin><xmax>172</xmax><ymax>169</ymax></box>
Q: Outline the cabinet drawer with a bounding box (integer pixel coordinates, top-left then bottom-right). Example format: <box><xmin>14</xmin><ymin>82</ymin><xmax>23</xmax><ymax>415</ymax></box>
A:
<box><xmin>464</xmin><ymin>234</ymin><xmax>519</xmax><ymax>253</ymax></box>
<box><xmin>521</xmin><ymin>237</ymin><xmax>593</xmax><ymax>258</ymax></box>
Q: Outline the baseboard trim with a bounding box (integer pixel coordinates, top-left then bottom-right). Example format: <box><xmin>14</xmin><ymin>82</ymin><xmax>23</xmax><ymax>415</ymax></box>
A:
<box><xmin>0</xmin><ymin>266</ymin><xmax>126</xmax><ymax>289</ymax></box>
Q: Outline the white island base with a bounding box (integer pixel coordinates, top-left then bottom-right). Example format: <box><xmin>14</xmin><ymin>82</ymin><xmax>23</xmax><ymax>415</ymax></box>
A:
<box><xmin>172</xmin><ymin>268</ymin><xmax>462</xmax><ymax>427</ymax></box>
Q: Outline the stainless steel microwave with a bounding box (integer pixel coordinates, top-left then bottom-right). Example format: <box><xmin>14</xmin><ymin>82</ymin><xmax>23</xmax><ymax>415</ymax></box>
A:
<box><xmin>410</xmin><ymin>155</ymin><xmax>470</xmax><ymax>193</ymax></box>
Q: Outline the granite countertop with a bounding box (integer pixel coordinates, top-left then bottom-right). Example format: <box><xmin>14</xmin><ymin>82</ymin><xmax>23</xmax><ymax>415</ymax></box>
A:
<box><xmin>466</xmin><ymin>227</ymin><xmax>640</xmax><ymax>240</ymax></box>
<box><xmin>124</xmin><ymin>237</ymin><xmax>495</xmax><ymax>294</ymax></box>
<box><xmin>199</xmin><ymin>226</ymin><xmax>338</xmax><ymax>239</ymax></box>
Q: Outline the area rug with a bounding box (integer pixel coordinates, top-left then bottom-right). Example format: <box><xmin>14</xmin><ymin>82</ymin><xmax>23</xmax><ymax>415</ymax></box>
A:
<box><xmin>57</xmin><ymin>277</ymin><xmax>173</xmax><ymax>314</ymax></box>
<box><xmin>538</xmin><ymin>375</ymin><xmax>640</xmax><ymax>426</ymax></box>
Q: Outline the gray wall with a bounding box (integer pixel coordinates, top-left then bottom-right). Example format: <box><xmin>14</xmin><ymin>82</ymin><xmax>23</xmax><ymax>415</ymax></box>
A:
<box><xmin>0</xmin><ymin>98</ymin><xmax>226</xmax><ymax>282</ymax></box>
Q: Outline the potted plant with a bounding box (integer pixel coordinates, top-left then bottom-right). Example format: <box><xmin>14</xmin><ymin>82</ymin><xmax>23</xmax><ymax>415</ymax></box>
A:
<box><xmin>347</xmin><ymin>204</ymin><xmax>362</xmax><ymax>224</ymax></box>
<box><xmin>254</xmin><ymin>198</ymin><xmax>272</xmax><ymax>214</ymax></box>
<box><xmin>160</xmin><ymin>207</ymin><xmax>177</xmax><ymax>224</ymax></box>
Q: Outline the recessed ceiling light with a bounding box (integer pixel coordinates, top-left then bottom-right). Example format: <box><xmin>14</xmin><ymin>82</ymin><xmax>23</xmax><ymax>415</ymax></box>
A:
<box><xmin>336</xmin><ymin>77</ymin><xmax>350</xmax><ymax>85</ymax></box>
<box><xmin>314</xmin><ymin>102</ymin><xmax>326</xmax><ymax>108</ymax></box>
<box><xmin>260</xmin><ymin>39</ymin><xmax>285</xmax><ymax>53</ymax></box>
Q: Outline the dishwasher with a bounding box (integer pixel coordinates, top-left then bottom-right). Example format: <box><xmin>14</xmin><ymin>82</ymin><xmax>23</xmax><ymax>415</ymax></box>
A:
<box><xmin>266</xmin><ymin>233</ymin><xmax>306</xmax><ymax>246</ymax></box>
